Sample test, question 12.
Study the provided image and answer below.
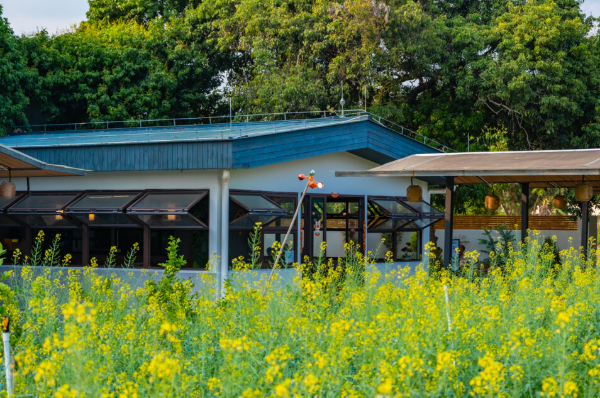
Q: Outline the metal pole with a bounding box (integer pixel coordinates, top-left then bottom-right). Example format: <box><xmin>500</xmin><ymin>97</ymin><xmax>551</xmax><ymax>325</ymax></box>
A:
<box><xmin>581</xmin><ymin>200</ymin><xmax>589</xmax><ymax>258</ymax></box>
<box><xmin>264</xmin><ymin>181</ymin><xmax>310</xmax><ymax>293</ymax></box>
<box><xmin>521</xmin><ymin>183</ymin><xmax>529</xmax><ymax>244</ymax></box>
<box><xmin>229</xmin><ymin>97</ymin><xmax>232</xmax><ymax>130</ymax></box>
<box><xmin>443</xmin><ymin>177</ymin><xmax>455</xmax><ymax>269</ymax></box>
<box><xmin>2</xmin><ymin>324</ymin><xmax>12</xmax><ymax>397</ymax></box>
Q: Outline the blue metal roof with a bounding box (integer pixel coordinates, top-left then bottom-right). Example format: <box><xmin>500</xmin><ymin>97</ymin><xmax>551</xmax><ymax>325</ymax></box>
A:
<box><xmin>0</xmin><ymin>116</ymin><xmax>444</xmax><ymax>172</ymax></box>
<box><xmin>2</xmin><ymin>117</ymin><xmax>361</xmax><ymax>148</ymax></box>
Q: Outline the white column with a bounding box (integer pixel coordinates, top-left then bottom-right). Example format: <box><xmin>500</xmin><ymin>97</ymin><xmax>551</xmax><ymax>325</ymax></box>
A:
<box><xmin>220</xmin><ymin>170</ymin><xmax>230</xmax><ymax>296</ymax></box>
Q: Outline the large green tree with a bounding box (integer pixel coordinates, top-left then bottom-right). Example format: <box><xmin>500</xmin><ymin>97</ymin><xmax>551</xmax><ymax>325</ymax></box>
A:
<box><xmin>0</xmin><ymin>5</ymin><xmax>30</xmax><ymax>133</ymax></box>
<box><xmin>208</xmin><ymin>0</ymin><xmax>600</xmax><ymax>151</ymax></box>
<box><xmin>22</xmin><ymin>6</ymin><xmax>232</xmax><ymax>124</ymax></box>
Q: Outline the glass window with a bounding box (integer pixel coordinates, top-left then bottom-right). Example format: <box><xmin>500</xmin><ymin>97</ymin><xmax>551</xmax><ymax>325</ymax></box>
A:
<box><xmin>367</xmin><ymin>196</ymin><xmax>443</xmax><ymax>232</ymax></box>
<box><xmin>135</xmin><ymin>214</ymin><xmax>207</xmax><ymax>228</ymax></box>
<box><xmin>264</xmin><ymin>234</ymin><xmax>295</xmax><ymax>265</ymax></box>
<box><xmin>89</xmin><ymin>228</ymin><xmax>144</xmax><ymax>267</ymax></box>
<box><xmin>10</xmin><ymin>193</ymin><xmax>79</xmax><ymax>212</ymax></box>
<box><xmin>370</xmin><ymin>198</ymin><xmax>416</xmax><ymax>216</ymax></box>
<box><xmin>265</xmin><ymin>196</ymin><xmax>296</xmax><ymax>227</ymax></box>
<box><xmin>0</xmin><ymin>193</ymin><xmax>24</xmax><ymax>211</ymax></box>
<box><xmin>32</xmin><ymin>229</ymin><xmax>83</xmax><ymax>264</ymax></box>
<box><xmin>367</xmin><ymin>230</ymin><xmax>421</xmax><ymax>262</ymax></box>
<box><xmin>398</xmin><ymin>197</ymin><xmax>443</xmax><ymax>216</ymax></box>
<box><xmin>149</xmin><ymin>230</ymin><xmax>208</xmax><ymax>268</ymax></box>
<box><xmin>0</xmin><ymin>215</ymin><xmax>19</xmax><ymax>227</ymax></box>
<box><xmin>68</xmin><ymin>193</ymin><xmax>140</xmax><ymax>211</ymax></box>
<box><xmin>231</xmin><ymin>194</ymin><xmax>282</xmax><ymax>210</ymax></box>
<box><xmin>229</xmin><ymin>193</ymin><xmax>287</xmax><ymax>229</ymax></box>
<box><xmin>12</xmin><ymin>214</ymin><xmax>78</xmax><ymax>228</ymax></box>
<box><xmin>230</xmin><ymin>215</ymin><xmax>281</xmax><ymax>229</ymax></box>
<box><xmin>130</xmin><ymin>192</ymin><xmax>206</xmax><ymax>211</ymax></box>
<box><xmin>72</xmin><ymin>213</ymin><xmax>138</xmax><ymax>227</ymax></box>
<box><xmin>0</xmin><ymin>225</ymin><xmax>25</xmax><ymax>262</ymax></box>
<box><xmin>127</xmin><ymin>191</ymin><xmax>209</xmax><ymax>229</ymax></box>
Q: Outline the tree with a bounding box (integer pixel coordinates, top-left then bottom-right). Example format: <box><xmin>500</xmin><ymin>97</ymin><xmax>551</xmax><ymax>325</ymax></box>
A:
<box><xmin>87</xmin><ymin>0</ymin><xmax>201</xmax><ymax>25</ymax></box>
<box><xmin>0</xmin><ymin>5</ymin><xmax>30</xmax><ymax>133</ymax></box>
<box><xmin>21</xmin><ymin>6</ymin><xmax>232</xmax><ymax>124</ymax></box>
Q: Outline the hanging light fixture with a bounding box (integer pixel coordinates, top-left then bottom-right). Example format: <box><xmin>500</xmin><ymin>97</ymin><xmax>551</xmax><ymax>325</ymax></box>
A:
<box><xmin>553</xmin><ymin>188</ymin><xmax>567</xmax><ymax>210</ymax></box>
<box><xmin>0</xmin><ymin>169</ymin><xmax>16</xmax><ymax>200</ymax></box>
<box><xmin>485</xmin><ymin>187</ymin><xmax>500</xmax><ymax>211</ymax></box>
<box><xmin>575</xmin><ymin>177</ymin><xmax>593</xmax><ymax>202</ymax></box>
<box><xmin>406</xmin><ymin>178</ymin><xmax>422</xmax><ymax>203</ymax></box>
<box><xmin>89</xmin><ymin>214</ymin><xmax>96</xmax><ymax>221</ymax></box>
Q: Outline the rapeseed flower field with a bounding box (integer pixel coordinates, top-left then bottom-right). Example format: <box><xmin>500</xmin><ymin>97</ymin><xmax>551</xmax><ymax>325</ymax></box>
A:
<box><xmin>0</xmin><ymin>230</ymin><xmax>599</xmax><ymax>397</ymax></box>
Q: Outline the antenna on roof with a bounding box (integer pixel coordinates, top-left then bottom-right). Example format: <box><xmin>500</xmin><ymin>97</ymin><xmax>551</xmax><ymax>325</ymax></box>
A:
<box><xmin>340</xmin><ymin>82</ymin><xmax>345</xmax><ymax>117</ymax></box>
<box><xmin>229</xmin><ymin>96</ymin><xmax>232</xmax><ymax>130</ymax></box>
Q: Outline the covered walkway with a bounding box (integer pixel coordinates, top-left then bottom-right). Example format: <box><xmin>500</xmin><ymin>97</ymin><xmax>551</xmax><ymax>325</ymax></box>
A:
<box><xmin>337</xmin><ymin>149</ymin><xmax>600</xmax><ymax>266</ymax></box>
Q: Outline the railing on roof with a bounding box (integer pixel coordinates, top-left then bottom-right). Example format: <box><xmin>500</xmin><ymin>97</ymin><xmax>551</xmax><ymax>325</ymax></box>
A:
<box><xmin>9</xmin><ymin>109</ymin><xmax>454</xmax><ymax>152</ymax></box>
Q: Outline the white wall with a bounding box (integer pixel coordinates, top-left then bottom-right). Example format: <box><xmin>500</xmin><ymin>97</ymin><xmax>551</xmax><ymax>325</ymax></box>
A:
<box><xmin>435</xmin><ymin>223</ymin><xmax>587</xmax><ymax>257</ymax></box>
<box><xmin>229</xmin><ymin>152</ymin><xmax>425</xmax><ymax>196</ymax></box>
<box><xmin>10</xmin><ymin>151</ymin><xmax>432</xmax><ymax>268</ymax></box>
<box><xmin>11</xmin><ymin>170</ymin><xmax>222</xmax><ymax>258</ymax></box>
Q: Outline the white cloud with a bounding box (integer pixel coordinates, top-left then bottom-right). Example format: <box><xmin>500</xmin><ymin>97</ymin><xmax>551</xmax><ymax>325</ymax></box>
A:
<box><xmin>0</xmin><ymin>0</ymin><xmax>88</xmax><ymax>35</ymax></box>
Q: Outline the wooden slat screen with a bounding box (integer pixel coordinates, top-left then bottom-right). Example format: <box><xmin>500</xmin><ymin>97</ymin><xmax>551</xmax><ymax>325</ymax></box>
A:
<box><xmin>434</xmin><ymin>215</ymin><xmax>577</xmax><ymax>231</ymax></box>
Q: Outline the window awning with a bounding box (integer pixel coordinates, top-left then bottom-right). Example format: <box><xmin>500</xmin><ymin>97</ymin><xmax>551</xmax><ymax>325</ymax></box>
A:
<box><xmin>368</xmin><ymin>196</ymin><xmax>443</xmax><ymax>231</ymax></box>
<box><xmin>66</xmin><ymin>192</ymin><xmax>142</xmax><ymax>227</ymax></box>
<box><xmin>0</xmin><ymin>193</ymin><xmax>25</xmax><ymax>226</ymax></box>
<box><xmin>126</xmin><ymin>191</ymin><xmax>208</xmax><ymax>229</ymax></box>
<box><xmin>230</xmin><ymin>193</ymin><xmax>288</xmax><ymax>228</ymax></box>
<box><xmin>7</xmin><ymin>192</ymin><xmax>81</xmax><ymax>228</ymax></box>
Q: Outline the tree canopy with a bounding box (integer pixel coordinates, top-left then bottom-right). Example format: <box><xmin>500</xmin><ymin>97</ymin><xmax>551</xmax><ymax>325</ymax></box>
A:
<box><xmin>1</xmin><ymin>0</ymin><xmax>599</xmax><ymax>153</ymax></box>
<box><xmin>0</xmin><ymin>4</ymin><xmax>30</xmax><ymax>132</ymax></box>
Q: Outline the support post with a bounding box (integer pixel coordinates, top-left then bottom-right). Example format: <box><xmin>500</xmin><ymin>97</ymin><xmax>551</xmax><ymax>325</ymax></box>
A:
<box><xmin>82</xmin><ymin>224</ymin><xmax>89</xmax><ymax>266</ymax></box>
<box><xmin>581</xmin><ymin>201</ymin><xmax>589</xmax><ymax>257</ymax></box>
<box><xmin>443</xmin><ymin>177</ymin><xmax>455</xmax><ymax>269</ymax></box>
<box><xmin>143</xmin><ymin>225</ymin><xmax>150</xmax><ymax>268</ymax></box>
<box><xmin>220</xmin><ymin>170</ymin><xmax>230</xmax><ymax>296</ymax></box>
<box><xmin>521</xmin><ymin>183</ymin><xmax>529</xmax><ymax>244</ymax></box>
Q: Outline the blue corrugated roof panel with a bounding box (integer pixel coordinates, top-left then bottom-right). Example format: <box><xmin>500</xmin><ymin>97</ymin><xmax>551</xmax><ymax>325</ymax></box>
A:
<box><xmin>0</xmin><ymin>116</ymin><xmax>444</xmax><ymax>172</ymax></box>
<box><xmin>1</xmin><ymin>117</ymin><xmax>357</xmax><ymax>148</ymax></box>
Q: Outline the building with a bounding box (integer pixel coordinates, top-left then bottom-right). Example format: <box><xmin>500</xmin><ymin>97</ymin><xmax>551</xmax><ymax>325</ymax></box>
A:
<box><xmin>0</xmin><ymin>113</ymin><xmax>446</xmax><ymax>281</ymax></box>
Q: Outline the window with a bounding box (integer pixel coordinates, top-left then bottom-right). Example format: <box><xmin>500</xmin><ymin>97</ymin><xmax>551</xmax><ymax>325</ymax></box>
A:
<box><xmin>127</xmin><ymin>191</ymin><xmax>209</xmax><ymax>268</ymax></box>
<box><xmin>66</xmin><ymin>192</ymin><xmax>142</xmax><ymax>227</ymax></box>
<box><xmin>0</xmin><ymin>193</ymin><xmax>25</xmax><ymax>260</ymax></box>
<box><xmin>127</xmin><ymin>191</ymin><xmax>208</xmax><ymax>229</ymax></box>
<box><xmin>229</xmin><ymin>191</ymin><xmax>295</xmax><ymax>267</ymax></box>
<box><xmin>229</xmin><ymin>193</ymin><xmax>288</xmax><ymax>228</ymax></box>
<box><xmin>367</xmin><ymin>196</ymin><xmax>443</xmax><ymax>262</ymax></box>
<box><xmin>8</xmin><ymin>193</ymin><xmax>81</xmax><ymax>228</ymax></box>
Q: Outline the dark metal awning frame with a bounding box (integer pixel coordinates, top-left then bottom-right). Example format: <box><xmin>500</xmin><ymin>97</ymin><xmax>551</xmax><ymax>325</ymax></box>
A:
<box><xmin>7</xmin><ymin>192</ymin><xmax>83</xmax><ymax>229</ymax></box>
<box><xmin>65</xmin><ymin>191</ymin><xmax>145</xmax><ymax>228</ymax></box>
<box><xmin>126</xmin><ymin>190</ymin><xmax>209</xmax><ymax>230</ymax></box>
<box><xmin>229</xmin><ymin>191</ymin><xmax>289</xmax><ymax>229</ymax></box>
<box><xmin>368</xmin><ymin>196</ymin><xmax>444</xmax><ymax>232</ymax></box>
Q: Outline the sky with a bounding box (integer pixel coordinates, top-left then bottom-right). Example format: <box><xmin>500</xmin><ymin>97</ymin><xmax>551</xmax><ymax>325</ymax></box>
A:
<box><xmin>1</xmin><ymin>0</ymin><xmax>600</xmax><ymax>35</ymax></box>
